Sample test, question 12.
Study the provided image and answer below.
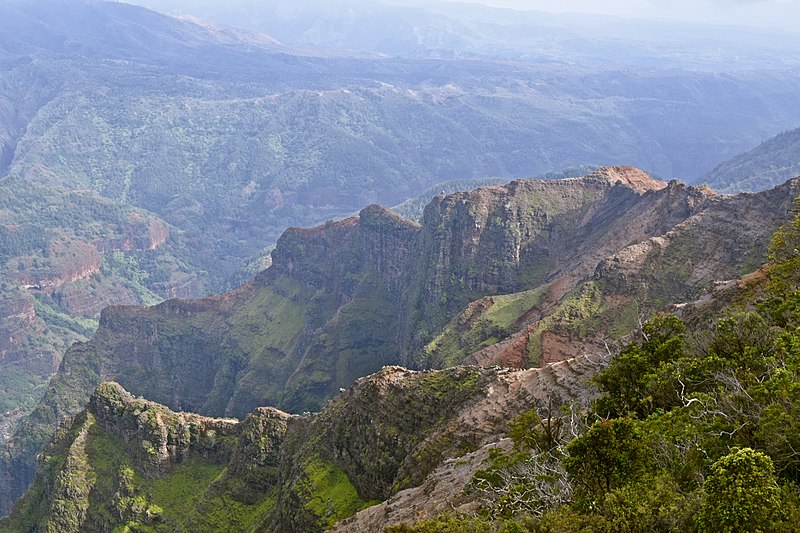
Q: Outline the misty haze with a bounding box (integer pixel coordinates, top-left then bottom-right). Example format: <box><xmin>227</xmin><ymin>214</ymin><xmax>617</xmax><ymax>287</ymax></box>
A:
<box><xmin>1</xmin><ymin>0</ymin><xmax>800</xmax><ymax>531</ymax></box>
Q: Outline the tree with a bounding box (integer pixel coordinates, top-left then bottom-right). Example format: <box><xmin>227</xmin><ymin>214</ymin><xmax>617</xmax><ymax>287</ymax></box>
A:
<box><xmin>765</xmin><ymin>200</ymin><xmax>800</xmax><ymax>327</ymax></box>
<box><xmin>507</xmin><ymin>397</ymin><xmax>566</xmax><ymax>452</ymax></box>
<box><xmin>697</xmin><ymin>448</ymin><xmax>785</xmax><ymax>533</ymax></box>
<box><xmin>564</xmin><ymin>418</ymin><xmax>650</xmax><ymax>506</ymax></box>
<box><xmin>593</xmin><ymin>315</ymin><xmax>687</xmax><ymax>418</ymax></box>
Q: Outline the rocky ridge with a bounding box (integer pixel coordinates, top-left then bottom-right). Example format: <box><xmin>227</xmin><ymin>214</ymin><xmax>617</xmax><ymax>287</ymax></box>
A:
<box><xmin>2</xmin><ymin>167</ymin><xmax>799</xmax><ymax>515</ymax></box>
<box><xmin>0</xmin><ymin>251</ymin><xmax>788</xmax><ymax>531</ymax></box>
<box><xmin>2</xmin><ymin>354</ymin><xmax>604</xmax><ymax>532</ymax></box>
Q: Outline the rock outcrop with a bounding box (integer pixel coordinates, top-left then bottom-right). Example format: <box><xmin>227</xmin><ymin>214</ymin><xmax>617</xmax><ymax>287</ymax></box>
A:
<box><xmin>2</xmin><ymin>354</ymin><xmax>602</xmax><ymax>532</ymax></box>
<box><xmin>3</xmin><ymin>168</ymin><xmax>799</xmax><ymax>515</ymax></box>
<box><xmin>88</xmin><ymin>382</ymin><xmax>239</xmax><ymax>476</ymax></box>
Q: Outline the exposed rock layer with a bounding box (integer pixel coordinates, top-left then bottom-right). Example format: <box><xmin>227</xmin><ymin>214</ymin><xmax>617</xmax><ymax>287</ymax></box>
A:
<box><xmin>2</xmin><ymin>168</ymin><xmax>799</xmax><ymax>515</ymax></box>
<box><xmin>2</xmin><ymin>355</ymin><xmax>603</xmax><ymax>532</ymax></box>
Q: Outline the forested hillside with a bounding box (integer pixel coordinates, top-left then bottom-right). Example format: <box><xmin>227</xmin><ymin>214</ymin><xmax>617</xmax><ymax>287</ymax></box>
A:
<box><xmin>4</xmin><ymin>0</ymin><xmax>800</xmax><ymax>519</ymax></box>
<box><xmin>6</xmin><ymin>179</ymin><xmax>800</xmax><ymax>531</ymax></box>
<box><xmin>701</xmin><ymin>127</ymin><xmax>800</xmax><ymax>193</ymax></box>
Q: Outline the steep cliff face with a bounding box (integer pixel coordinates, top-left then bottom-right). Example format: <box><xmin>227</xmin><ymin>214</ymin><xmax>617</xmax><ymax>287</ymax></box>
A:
<box><xmin>11</xmin><ymin>168</ymin><xmax>685</xmax><ymax>420</ymax></box>
<box><xmin>1</xmin><ymin>382</ymin><xmax>253</xmax><ymax>532</ymax></box>
<box><xmin>3</xmin><ymin>167</ymin><xmax>798</xmax><ymax>515</ymax></box>
<box><xmin>405</xmin><ymin>168</ymin><xmax>669</xmax><ymax>318</ymax></box>
<box><xmin>2</xmin><ymin>356</ymin><xmax>601</xmax><ymax>532</ymax></box>
<box><xmin>403</xmin><ymin>168</ymin><xmax>694</xmax><ymax>358</ymax></box>
<box><xmin>419</xmin><ymin>177</ymin><xmax>800</xmax><ymax>370</ymax></box>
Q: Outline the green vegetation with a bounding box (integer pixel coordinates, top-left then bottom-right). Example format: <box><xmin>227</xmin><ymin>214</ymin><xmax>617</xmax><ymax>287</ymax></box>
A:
<box><xmin>300</xmin><ymin>366</ymin><xmax>490</xmax><ymax>506</ymax></box>
<box><xmin>33</xmin><ymin>298</ymin><xmax>99</xmax><ymax>339</ymax></box>
<box><xmin>226</xmin><ymin>280</ymin><xmax>309</xmax><ymax>391</ymax></box>
<box><xmin>526</xmin><ymin>282</ymin><xmax>604</xmax><ymax>366</ymax></box>
<box><xmin>697</xmin><ymin>448</ymin><xmax>785</xmax><ymax>533</ymax></box>
<box><xmin>141</xmin><ymin>462</ymin><xmax>224</xmax><ymax>527</ymax></box>
<box><xmin>301</xmin><ymin>455</ymin><xmax>377</xmax><ymax>528</ymax></box>
<box><xmin>269</xmin><ymin>270</ymin><xmax>400</xmax><ymax>412</ymax></box>
<box><xmin>404</xmin><ymin>209</ymin><xmax>800</xmax><ymax>531</ymax></box>
<box><xmin>507</xmin><ymin>406</ymin><xmax>564</xmax><ymax>453</ymax></box>
<box><xmin>564</xmin><ymin>418</ymin><xmax>650</xmax><ymax>505</ymax></box>
<box><xmin>547</xmin><ymin>283</ymin><xmax>604</xmax><ymax>339</ymax></box>
<box><xmin>483</xmin><ymin>290</ymin><xmax>546</xmax><ymax>332</ymax></box>
<box><xmin>421</xmin><ymin>288</ymin><xmax>546</xmax><ymax>368</ymax></box>
<box><xmin>386</xmin><ymin>514</ymin><xmax>515</xmax><ymax>532</ymax></box>
<box><xmin>592</xmin><ymin>314</ymin><xmax>687</xmax><ymax>419</ymax></box>
<box><xmin>185</xmin><ymin>490</ymin><xmax>275</xmax><ymax>533</ymax></box>
<box><xmin>6</xmin><ymin>178</ymin><xmax>799</xmax><ymax>528</ymax></box>
<box><xmin>101</xmin><ymin>252</ymin><xmax>164</xmax><ymax>307</ymax></box>
<box><xmin>0</xmin><ymin>224</ymin><xmax>51</xmax><ymax>262</ymax></box>
<box><xmin>702</xmin><ymin>127</ymin><xmax>800</xmax><ymax>194</ymax></box>
<box><xmin>0</xmin><ymin>365</ymin><xmax>49</xmax><ymax>415</ymax></box>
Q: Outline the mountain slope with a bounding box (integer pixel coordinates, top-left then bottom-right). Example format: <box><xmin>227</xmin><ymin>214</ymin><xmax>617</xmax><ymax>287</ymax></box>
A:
<box><xmin>1</xmin><ymin>357</ymin><xmax>601</xmax><ymax>532</ymax></box>
<box><xmin>4</xmin><ymin>1</ymin><xmax>800</xmax><ymax>442</ymax></box>
<box><xmin>131</xmin><ymin>0</ymin><xmax>800</xmax><ymax>70</ymax></box>
<box><xmin>700</xmin><ymin>126</ymin><xmax>800</xmax><ymax>193</ymax></box>
<box><xmin>7</xmin><ymin>215</ymin><xmax>800</xmax><ymax>531</ymax></box>
<box><xmin>3</xmin><ymin>167</ymin><xmax>799</xmax><ymax>515</ymax></box>
<box><xmin>4</xmin><ymin>0</ymin><xmax>800</xmax><ymax>514</ymax></box>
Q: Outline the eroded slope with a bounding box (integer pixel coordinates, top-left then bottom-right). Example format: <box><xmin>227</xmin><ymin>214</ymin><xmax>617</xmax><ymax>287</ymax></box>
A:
<box><xmin>2</xmin><ymin>355</ymin><xmax>603</xmax><ymax>532</ymax></box>
<box><xmin>3</xmin><ymin>167</ymin><xmax>798</xmax><ymax>515</ymax></box>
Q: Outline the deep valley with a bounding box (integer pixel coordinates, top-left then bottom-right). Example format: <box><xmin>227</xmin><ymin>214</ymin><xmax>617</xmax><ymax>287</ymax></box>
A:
<box><xmin>3</xmin><ymin>0</ymin><xmax>800</xmax><ymax>530</ymax></box>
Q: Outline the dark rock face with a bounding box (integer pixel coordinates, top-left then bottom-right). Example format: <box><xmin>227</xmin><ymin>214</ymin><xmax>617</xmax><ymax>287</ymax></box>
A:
<box><xmin>0</xmin><ymin>465</ymin><xmax>30</xmax><ymax>531</ymax></box>
<box><xmin>3</xmin><ymin>367</ymin><xmax>526</xmax><ymax>532</ymax></box>
<box><xmin>405</xmin><ymin>170</ymin><xmax>675</xmax><ymax>325</ymax></box>
<box><xmin>271</xmin><ymin>204</ymin><xmax>420</xmax><ymax>296</ymax></box>
<box><xmin>88</xmin><ymin>382</ymin><xmax>239</xmax><ymax>476</ymax></box>
<box><xmin>2</xmin><ymin>168</ymin><xmax>798</xmax><ymax>515</ymax></box>
<box><xmin>307</xmin><ymin>366</ymin><xmax>493</xmax><ymax>500</ymax></box>
<box><xmin>228</xmin><ymin>407</ymin><xmax>294</xmax><ymax>499</ymax></box>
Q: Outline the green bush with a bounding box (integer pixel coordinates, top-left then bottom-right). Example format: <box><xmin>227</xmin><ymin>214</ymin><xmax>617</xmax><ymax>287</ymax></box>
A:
<box><xmin>564</xmin><ymin>418</ymin><xmax>650</xmax><ymax>506</ymax></box>
<box><xmin>697</xmin><ymin>448</ymin><xmax>785</xmax><ymax>533</ymax></box>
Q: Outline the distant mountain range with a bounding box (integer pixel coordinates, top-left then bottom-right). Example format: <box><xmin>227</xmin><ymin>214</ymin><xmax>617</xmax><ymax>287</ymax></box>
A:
<box><xmin>3</xmin><ymin>166</ymin><xmax>800</xmax><ymax>527</ymax></box>
<box><xmin>3</xmin><ymin>0</ymin><xmax>800</xmax><ymax>512</ymax></box>
<box><xmin>130</xmin><ymin>0</ymin><xmax>800</xmax><ymax>70</ymax></box>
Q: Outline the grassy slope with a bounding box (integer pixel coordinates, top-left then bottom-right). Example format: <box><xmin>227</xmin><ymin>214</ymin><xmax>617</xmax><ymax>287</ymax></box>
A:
<box><xmin>1</xmin><ymin>411</ymin><xmax>276</xmax><ymax>532</ymax></box>
<box><xmin>3</xmin><ymin>366</ymin><xmax>495</xmax><ymax>532</ymax></box>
